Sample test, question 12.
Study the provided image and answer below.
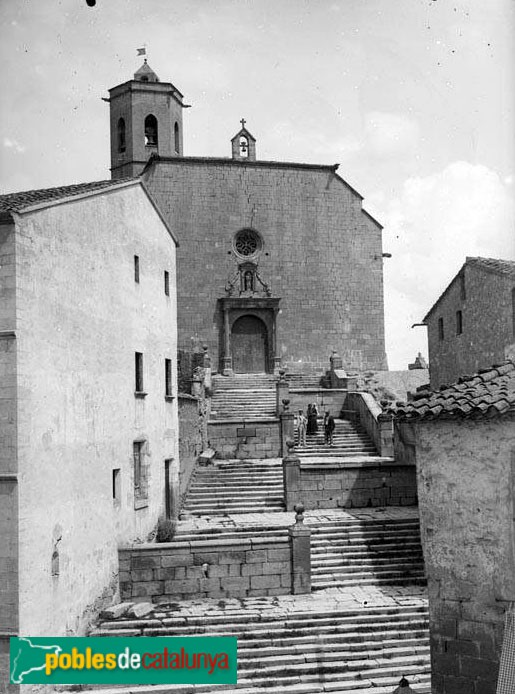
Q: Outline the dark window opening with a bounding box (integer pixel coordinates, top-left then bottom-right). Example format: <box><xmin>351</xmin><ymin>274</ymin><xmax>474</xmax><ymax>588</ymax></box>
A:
<box><xmin>456</xmin><ymin>310</ymin><xmax>463</xmax><ymax>335</ymax></box>
<box><xmin>117</xmin><ymin>117</ymin><xmax>126</xmax><ymax>153</ymax></box>
<box><xmin>164</xmin><ymin>270</ymin><xmax>170</xmax><ymax>296</ymax></box>
<box><xmin>134</xmin><ymin>255</ymin><xmax>140</xmax><ymax>283</ymax></box>
<box><xmin>144</xmin><ymin>114</ymin><xmax>158</xmax><ymax>146</ymax></box>
<box><xmin>438</xmin><ymin>317</ymin><xmax>444</xmax><ymax>341</ymax></box>
<box><xmin>165</xmin><ymin>358</ymin><xmax>172</xmax><ymax>397</ymax></box>
<box><xmin>133</xmin><ymin>441</ymin><xmax>143</xmax><ymax>491</ymax></box>
<box><xmin>174</xmin><ymin>122</ymin><xmax>180</xmax><ymax>153</ymax></box>
<box><xmin>135</xmin><ymin>352</ymin><xmax>144</xmax><ymax>392</ymax></box>
<box><xmin>460</xmin><ymin>272</ymin><xmax>466</xmax><ymax>300</ymax></box>
<box><xmin>112</xmin><ymin>469</ymin><xmax>121</xmax><ymax>503</ymax></box>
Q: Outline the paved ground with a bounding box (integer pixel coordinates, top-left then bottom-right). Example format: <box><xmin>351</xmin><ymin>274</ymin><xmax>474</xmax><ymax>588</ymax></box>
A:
<box><xmin>147</xmin><ymin>582</ymin><xmax>428</xmax><ymax>616</ymax></box>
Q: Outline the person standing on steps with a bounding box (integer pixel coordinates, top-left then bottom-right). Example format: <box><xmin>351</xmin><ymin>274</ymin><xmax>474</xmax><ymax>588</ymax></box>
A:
<box><xmin>324</xmin><ymin>410</ymin><xmax>335</xmax><ymax>446</ymax></box>
<box><xmin>296</xmin><ymin>409</ymin><xmax>307</xmax><ymax>447</ymax></box>
<box><xmin>307</xmin><ymin>403</ymin><xmax>319</xmax><ymax>435</ymax></box>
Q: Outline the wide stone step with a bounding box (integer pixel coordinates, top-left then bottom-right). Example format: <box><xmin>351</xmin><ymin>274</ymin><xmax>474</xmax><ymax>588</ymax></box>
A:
<box><xmin>95</xmin><ymin>605</ymin><xmax>428</xmax><ymax>632</ymax></box>
<box><xmin>95</xmin><ymin>613</ymin><xmax>429</xmax><ymax>638</ymax></box>
<box><xmin>312</xmin><ymin>554</ymin><xmax>423</xmax><ymax>568</ymax></box>
<box><xmin>187</xmin><ymin>490</ymin><xmax>284</xmax><ymax>500</ymax></box>
<box><xmin>237</xmin><ymin>634</ymin><xmax>429</xmax><ymax>657</ymax></box>
<box><xmin>182</xmin><ymin>505</ymin><xmax>285</xmax><ymax>516</ymax></box>
<box><xmin>313</xmin><ymin>576</ymin><xmax>427</xmax><ymax>589</ymax></box>
<box><xmin>312</xmin><ymin>568</ymin><xmax>426</xmax><ymax>581</ymax></box>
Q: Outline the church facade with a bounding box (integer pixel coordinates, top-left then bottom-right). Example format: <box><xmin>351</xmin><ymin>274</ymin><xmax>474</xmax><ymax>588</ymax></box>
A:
<box><xmin>108</xmin><ymin>61</ymin><xmax>388</xmax><ymax>374</ymax></box>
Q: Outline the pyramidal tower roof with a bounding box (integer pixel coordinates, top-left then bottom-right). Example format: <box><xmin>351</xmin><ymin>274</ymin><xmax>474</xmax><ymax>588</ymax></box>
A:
<box><xmin>134</xmin><ymin>59</ymin><xmax>159</xmax><ymax>83</ymax></box>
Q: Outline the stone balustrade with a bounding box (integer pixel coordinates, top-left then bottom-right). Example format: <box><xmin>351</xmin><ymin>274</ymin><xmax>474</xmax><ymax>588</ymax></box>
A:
<box><xmin>345</xmin><ymin>391</ymin><xmax>394</xmax><ymax>457</ymax></box>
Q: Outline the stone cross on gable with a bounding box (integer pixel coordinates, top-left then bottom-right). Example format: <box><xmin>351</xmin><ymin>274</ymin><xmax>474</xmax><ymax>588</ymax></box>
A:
<box><xmin>240</xmin><ymin>118</ymin><xmax>246</xmax><ymax>129</ymax></box>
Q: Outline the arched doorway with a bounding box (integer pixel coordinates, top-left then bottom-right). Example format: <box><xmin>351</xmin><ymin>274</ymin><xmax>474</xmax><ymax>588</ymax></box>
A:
<box><xmin>231</xmin><ymin>315</ymin><xmax>268</xmax><ymax>373</ymax></box>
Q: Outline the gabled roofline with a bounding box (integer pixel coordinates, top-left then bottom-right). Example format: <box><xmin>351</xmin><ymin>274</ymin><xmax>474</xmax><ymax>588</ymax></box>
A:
<box><xmin>7</xmin><ymin>179</ymin><xmax>178</xmax><ymax>246</ymax></box>
<box><xmin>142</xmin><ymin>155</ymin><xmax>366</xmax><ymax>202</ymax></box>
<box><xmin>422</xmin><ymin>256</ymin><xmax>515</xmax><ymax>322</ymax></box>
<box><xmin>361</xmin><ymin>208</ymin><xmax>383</xmax><ymax>230</ymax></box>
<box><xmin>231</xmin><ymin>127</ymin><xmax>256</xmax><ymax>143</ymax></box>
<box><xmin>422</xmin><ymin>261</ymin><xmax>466</xmax><ymax>323</ymax></box>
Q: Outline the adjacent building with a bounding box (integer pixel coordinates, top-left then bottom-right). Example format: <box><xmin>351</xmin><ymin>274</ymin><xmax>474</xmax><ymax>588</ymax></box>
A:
<box><xmin>394</xmin><ymin>361</ymin><xmax>515</xmax><ymax>694</ymax></box>
<box><xmin>423</xmin><ymin>257</ymin><xmax>515</xmax><ymax>389</ymax></box>
<box><xmin>0</xmin><ymin>179</ymin><xmax>179</xmax><ymax>688</ymax></box>
<box><xmin>106</xmin><ymin>61</ymin><xmax>388</xmax><ymax>375</ymax></box>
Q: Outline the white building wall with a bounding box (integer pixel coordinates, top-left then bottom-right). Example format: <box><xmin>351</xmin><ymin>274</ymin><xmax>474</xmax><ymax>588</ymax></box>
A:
<box><xmin>14</xmin><ymin>184</ymin><xmax>178</xmax><ymax>636</ymax></box>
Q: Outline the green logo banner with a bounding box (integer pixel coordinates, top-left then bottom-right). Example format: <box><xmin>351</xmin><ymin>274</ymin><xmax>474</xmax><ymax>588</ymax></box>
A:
<box><xmin>10</xmin><ymin>636</ymin><xmax>237</xmax><ymax>685</ymax></box>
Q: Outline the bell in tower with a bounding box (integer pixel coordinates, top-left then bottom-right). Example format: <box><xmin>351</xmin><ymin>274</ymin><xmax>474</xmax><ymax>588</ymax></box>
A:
<box><xmin>231</xmin><ymin>119</ymin><xmax>257</xmax><ymax>161</ymax></box>
<box><xmin>106</xmin><ymin>59</ymin><xmax>187</xmax><ymax>179</ymax></box>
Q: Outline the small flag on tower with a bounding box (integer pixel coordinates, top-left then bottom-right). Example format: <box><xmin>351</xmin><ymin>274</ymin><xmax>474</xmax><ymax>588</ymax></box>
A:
<box><xmin>137</xmin><ymin>47</ymin><xmax>146</xmax><ymax>56</ymax></box>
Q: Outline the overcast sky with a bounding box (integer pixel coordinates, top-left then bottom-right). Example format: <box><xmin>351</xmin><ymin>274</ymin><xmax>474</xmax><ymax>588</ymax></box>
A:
<box><xmin>1</xmin><ymin>0</ymin><xmax>514</xmax><ymax>370</ymax></box>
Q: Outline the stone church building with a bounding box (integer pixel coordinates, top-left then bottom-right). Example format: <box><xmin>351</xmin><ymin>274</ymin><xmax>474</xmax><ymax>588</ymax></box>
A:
<box><xmin>107</xmin><ymin>60</ymin><xmax>388</xmax><ymax>374</ymax></box>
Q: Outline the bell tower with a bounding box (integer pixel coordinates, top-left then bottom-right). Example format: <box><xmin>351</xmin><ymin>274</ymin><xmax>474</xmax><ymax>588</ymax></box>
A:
<box><xmin>107</xmin><ymin>60</ymin><xmax>186</xmax><ymax>179</ymax></box>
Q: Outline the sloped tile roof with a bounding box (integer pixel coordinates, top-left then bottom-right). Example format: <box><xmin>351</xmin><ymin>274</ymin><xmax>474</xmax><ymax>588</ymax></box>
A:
<box><xmin>392</xmin><ymin>360</ymin><xmax>515</xmax><ymax>421</ymax></box>
<box><xmin>466</xmin><ymin>256</ymin><xmax>515</xmax><ymax>278</ymax></box>
<box><xmin>0</xmin><ymin>178</ymin><xmax>136</xmax><ymax>213</ymax></box>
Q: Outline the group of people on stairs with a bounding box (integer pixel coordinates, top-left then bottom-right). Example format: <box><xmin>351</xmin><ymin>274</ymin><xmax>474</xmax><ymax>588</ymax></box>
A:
<box><xmin>296</xmin><ymin>404</ymin><xmax>335</xmax><ymax>447</ymax></box>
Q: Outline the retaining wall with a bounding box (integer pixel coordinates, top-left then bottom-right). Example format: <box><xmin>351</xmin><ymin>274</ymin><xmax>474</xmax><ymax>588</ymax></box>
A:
<box><xmin>119</xmin><ymin>526</ymin><xmax>311</xmax><ymax>601</ymax></box>
<box><xmin>283</xmin><ymin>458</ymin><xmax>417</xmax><ymax>511</ymax></box>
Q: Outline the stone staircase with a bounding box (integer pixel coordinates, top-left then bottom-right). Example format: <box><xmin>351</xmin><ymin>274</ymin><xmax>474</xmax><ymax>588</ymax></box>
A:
<box><xmin>181</xmin><ymin>460</ymin><xmax>285</xmax><ymax>516</ymax></box>
<box><xmin>210</xmin><ymin>374</ymin><xmax>277</xmax><ymax>420</ymax></box>
<box><xmin>310</xmin><ymin>516</ymin><xmax>426</xmax><ymax>590</ymax></box>
<box><xmin>91</xmin><ymin>598</ymin><xmax>431</xmax><ymax>693</ymax></box>
<box><xmin>295</xmin><ymin>418</ymin><xmax>378</xmax><ymax>458</ymax></box>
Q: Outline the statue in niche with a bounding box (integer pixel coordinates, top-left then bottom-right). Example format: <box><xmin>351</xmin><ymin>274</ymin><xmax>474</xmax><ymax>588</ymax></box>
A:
<box><xmin>243</xmin><ymin>270</ymin><xmax>255</xmax><ymax>293</ymax></box>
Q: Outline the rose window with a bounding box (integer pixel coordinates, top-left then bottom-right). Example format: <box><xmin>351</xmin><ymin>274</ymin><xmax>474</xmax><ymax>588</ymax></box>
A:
<box><xmin>234</xmin><ymin>229</ymin><xmax>262</xmax><ymax>258</ymax></box>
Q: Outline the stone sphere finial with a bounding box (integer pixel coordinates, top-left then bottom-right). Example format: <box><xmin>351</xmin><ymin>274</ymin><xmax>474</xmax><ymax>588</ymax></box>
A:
<box><xmin>282</xmin><ymin>398</ymin><xmax>290</xmax><ymax>412</ymax></box>
<box><xmin>286</xmin><ymin>438</ymin><xmax>295</xmax><ymax>453</ymax></box>
<box><xmin>278</xmin><ymin>368</ymin><xmax>287</xmax><ymax>382</ymax></box>
<box><xmin>294</xmin><ymin>503</ymin><xmax>305</xmax><ymax>523</ymax></box>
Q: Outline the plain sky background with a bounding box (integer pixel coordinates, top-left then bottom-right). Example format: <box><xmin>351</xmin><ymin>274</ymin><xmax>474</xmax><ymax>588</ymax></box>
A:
<box><xmin>1</xmin><ymin>0</ymin><xmax>514</xmax><ymax>370</ymax></box>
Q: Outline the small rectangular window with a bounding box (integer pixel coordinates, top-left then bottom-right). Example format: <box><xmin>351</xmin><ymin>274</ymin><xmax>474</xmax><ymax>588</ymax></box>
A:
<box><xmin>134</xmin><ymin>255</ymin><xmax>140</xmax><ymax>283</ymax></box>
<box><xmin>456</xmin><ymin>310</ymin><xmax>463</xmax><ymax>335</ymax></box>
<box><xmin>438</xmin><ymin>317</ymin><xmax>444</xmax><ymax>341</ymax></box>
<box><xmin>460</xmin><ymin>273</ymin><xmax>466</xmax><ymax>300</ymax></box>
<box><xmin>164</xmin><ymin>270</ymin><xmax>170</xmax><ymax>296</ymax></box>
<box><xmin>165</xmin><ymin>358</ymin><xmax>172</xmax><ymax>397</ymax></box>
<box><xmin>133</xmin><ymin>442</ymin><xmax>143</xmax><ymax>491</ymax></box>
<box><xmin>112</xmin><ymin>469</ymin><xmax>121</xmax><ymax>503</ymax></box>
<box><xmin>135</xmin><ymin>352</ymin><xmax>144</xmax><ymax>392</ymax></box>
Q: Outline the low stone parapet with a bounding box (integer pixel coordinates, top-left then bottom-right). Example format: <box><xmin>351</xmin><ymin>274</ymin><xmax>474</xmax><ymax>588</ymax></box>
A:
<box><xmin>207</xmin><ymin>418</ymin><xmax>281</xmax><ymax>459</ymax></box>
<box><xmin>283</xmin><ymin>453</ymin><xmax>417</xmax><ymax>511</ymax></box>
<box><xmin>119</xmin><ymin>526</ymin><xmax>311</xmax><ymax>602</ymax></box>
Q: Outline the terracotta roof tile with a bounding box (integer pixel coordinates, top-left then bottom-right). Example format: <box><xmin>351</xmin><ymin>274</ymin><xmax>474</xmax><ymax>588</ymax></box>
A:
<box><xmin>0</xmin><ymin>178</ymin><xmax>136</xmax><ymax>213</ymax></box>
<box><xmin>392</xmin><ymin>360</ymin><xmax>515</xmax><ymax>420</ymax></box>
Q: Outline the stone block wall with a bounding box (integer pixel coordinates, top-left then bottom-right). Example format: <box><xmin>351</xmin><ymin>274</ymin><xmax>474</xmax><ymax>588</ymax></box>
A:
<box><xmin>415</xmin><ymin>417</ymin><xmax>515</xmax><ymax>694</ymax></box>
<box><xmin>119</xmin><ymin>536</ymin><xmax>293</xmax><ymax>601</ymax></box>
<box><xmin>143</xmin><ymin>159</ymin><xmax>387</xmax><ymax>373</ymax></box>
<box><xmin>283</xmin><ymin>459</ymin><xmax>417</xmax><ymax>511</ymax></box>
<box><xmin>208</xmin><ymin>419</ymin><xmax>281</xmax><ymax>459</ymax></box>
<box><xmin>178</xmin><ymin>394</ymin><xmax>207</xmax><ymax>505</ymax></box>
<box><xmin>426</xmin><ymin>264</ymin><xmax>515</xmax><ymax>389</ymax></box>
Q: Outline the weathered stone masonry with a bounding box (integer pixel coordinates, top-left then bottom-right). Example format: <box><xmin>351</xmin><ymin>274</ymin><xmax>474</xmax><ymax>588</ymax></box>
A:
<box><xmin>142</xmin><ymin>158</ymin><xmax>387</xmax><ymax>373</ymax></box>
